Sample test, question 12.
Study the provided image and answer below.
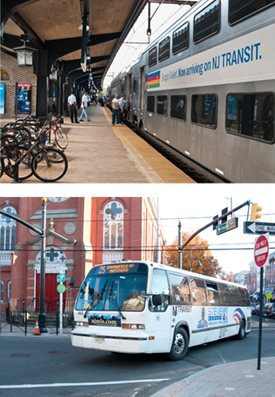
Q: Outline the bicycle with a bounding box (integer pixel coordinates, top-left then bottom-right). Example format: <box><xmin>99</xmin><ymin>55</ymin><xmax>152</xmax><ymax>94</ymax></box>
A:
<box><xmin>0</xmin><ymin>129</ymin><xmax>68</xmax><ymax>182</ymax></box>
<box><xmin>45</xmin><ymin>115</ymin><xmax>68</xmax><ymax>150</ymax></box>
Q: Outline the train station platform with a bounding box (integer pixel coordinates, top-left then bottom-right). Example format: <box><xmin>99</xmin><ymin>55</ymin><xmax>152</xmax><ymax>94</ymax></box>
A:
<box><xmin>0</xmin><ymin>105</ymin><xmax>195</xmax><ymax>184</ymax></box>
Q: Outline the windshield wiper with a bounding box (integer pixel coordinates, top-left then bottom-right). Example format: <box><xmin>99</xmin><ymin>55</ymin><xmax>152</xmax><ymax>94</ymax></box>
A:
<box><xmin>117</xmin><ymin>304</ymin><xmax>126</xmax><ymax>320</ymax></box>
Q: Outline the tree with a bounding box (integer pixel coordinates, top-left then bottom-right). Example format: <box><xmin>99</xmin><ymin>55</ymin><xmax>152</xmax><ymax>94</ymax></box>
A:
<box><xmin>165</xmin><ymin>232</ymin><xmax>223</xmax><ymax>278</ymax></box>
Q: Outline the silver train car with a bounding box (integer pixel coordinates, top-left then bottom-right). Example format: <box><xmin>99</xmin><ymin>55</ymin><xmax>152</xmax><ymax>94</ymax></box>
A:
<box><xmin>109</xmin><ymin>0</ymin><xmax>275</xmax><ymax>182</ymax></box>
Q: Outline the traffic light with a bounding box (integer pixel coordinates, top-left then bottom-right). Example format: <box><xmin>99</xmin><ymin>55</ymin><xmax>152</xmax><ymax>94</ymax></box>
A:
<box><xmin>250</xmin><ymin>203</ymin><xmax>262</xmax><ymax>221</ymax></box>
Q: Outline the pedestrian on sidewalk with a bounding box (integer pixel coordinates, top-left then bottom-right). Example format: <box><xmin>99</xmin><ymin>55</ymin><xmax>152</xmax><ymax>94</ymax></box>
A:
<box><xmin>67</xmin><ymin>92</ymin><xmax>79</xmax><ymax>123</ymax></box>
<box><xmin>112</xmin><ymin>94</ymin><xmax>120</xmax><ymax>125</ymax></box>
<box><xmin>78</xmin><ymin>91</ymin><xmax>91</xmax><ymax>122</ymax></box>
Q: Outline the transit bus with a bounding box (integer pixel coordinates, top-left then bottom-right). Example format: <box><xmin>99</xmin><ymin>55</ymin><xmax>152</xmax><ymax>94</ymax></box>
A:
<box><xmin>71</xmin><ymin>261</ymin><xmax>251</xmax><ymax>360</ymax></box>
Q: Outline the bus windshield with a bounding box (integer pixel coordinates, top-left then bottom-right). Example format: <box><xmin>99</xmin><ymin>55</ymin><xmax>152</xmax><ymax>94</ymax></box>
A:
<box><xmin>75</xmin><ymin>263</ymin><xmax>148</xmax><ymax>313</ymax></box>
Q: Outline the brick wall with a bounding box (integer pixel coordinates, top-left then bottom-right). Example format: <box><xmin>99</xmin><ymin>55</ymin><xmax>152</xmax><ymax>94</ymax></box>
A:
<box><xmin>0</xmin><ymin>50</ymin><xmax>37</xmax><ymax>118</ymax></box>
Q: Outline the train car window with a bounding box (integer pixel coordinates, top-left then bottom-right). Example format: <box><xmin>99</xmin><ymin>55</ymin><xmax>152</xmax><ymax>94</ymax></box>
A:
<box><xmin>172</xmin><ymin>22</ymin><xmax>189</xmax><ymax>55</ymax></box>
<box><xmin>157</xmin><ymin>96</ymin><xmax>168</xmax><ymax>116</ymax></box>
<box><xmin>147</xmin><ymin>96</ymin><xmax>155</xmax><ymax>112</ymax></box>
<box><xmin>191</xmin><ymin>94</ymin><xmax>217</xmax><ymax>128</ymax></box>
<box><xmin>171</xmin><ymin>95</ymin><xmax>186</xmax><ymax>120</ymax></box>
<box><xmin>148</xmin><ymin>46</ymin><xmax>157</xmax><ymax>67</ymax></box>
<box><xmin>193</xmin><ymin>0</ymin><xmax>220</xmax><ymax>43</ymax></box>
<box><xmin>226</xmin><ymin>93</ymin><xmax>274</xmax><ymax>143</ymax></box>
<box><xmin>158</xmin><ymin>36</ymin><xmax>170</xmax><ymax>62</ymax></box>
<box><xmin>228</xmin><ymin>0</ymin><xmax>275</xmax><ymax>25</ymax></box>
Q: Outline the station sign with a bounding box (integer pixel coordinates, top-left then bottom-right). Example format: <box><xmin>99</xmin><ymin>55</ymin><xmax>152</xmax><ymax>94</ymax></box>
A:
<box><xmin>244</xmin><ymin>221</ymin><xmax>275</xmax><ymax>235</ymax></box>
<box><xmin>216</xmin><ymin>217</ymin><xmax>238</xmax><ymax>235</ymax></box>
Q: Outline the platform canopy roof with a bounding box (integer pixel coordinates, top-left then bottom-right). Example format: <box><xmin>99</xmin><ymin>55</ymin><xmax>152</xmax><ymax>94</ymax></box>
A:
<box><xmin>1</xmin><ymin>0</ymin><xmax>149</xmax><ymax>90</ymax></box>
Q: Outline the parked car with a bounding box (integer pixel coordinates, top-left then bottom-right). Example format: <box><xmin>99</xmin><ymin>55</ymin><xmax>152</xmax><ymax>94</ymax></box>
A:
<box><xmin>251</xmin><ymin>302</ymin><xmax>259</xmax><ymax>315</ymax></box>
<box><xmin>251</xmin><ymin>303</ymin><xmax>261</xmax><ymax>315</ymax></box>
<box><xmin>263</xmin><ymin>302</ymin><xmax>275</xmax><ymax>318</ymax></box>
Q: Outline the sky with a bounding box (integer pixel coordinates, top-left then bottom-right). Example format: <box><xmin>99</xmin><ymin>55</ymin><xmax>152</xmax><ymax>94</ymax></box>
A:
<box><xmin>157</xmin><ymin>184</ymin><xmax>275</xmax><ymax>274</ymax></box>
<box><xmin>103</xmin><ymin>2</ymin><xmax>193</xmax><ymax>88</ymax></box>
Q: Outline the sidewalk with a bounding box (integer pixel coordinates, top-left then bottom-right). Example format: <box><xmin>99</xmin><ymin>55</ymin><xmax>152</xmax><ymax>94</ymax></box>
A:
<box><xmin>0</xmin><ymin>321</ymin><xmax>71</xmax><ymax>337</ymax></box>
<box><xmin>151</xmin><ymin>357</ymin><xmax>275</xmax><ymax>397</ymax></box>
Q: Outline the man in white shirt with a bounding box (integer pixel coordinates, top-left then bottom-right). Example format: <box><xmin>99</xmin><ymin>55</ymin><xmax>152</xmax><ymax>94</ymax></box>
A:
<box><xmin>111</xmin><ymin>94</ymin><xmax>120</xmax><ymax>125</ymax></box>
<box><xmin>78</xmin><ymin>91</ymin><xmax>91</xmax><ymax>122</ymax></box>
<box><xmin>67</xmin><ymin>92</ymin><xmax>79</xmax><ymax>123</ymax></box>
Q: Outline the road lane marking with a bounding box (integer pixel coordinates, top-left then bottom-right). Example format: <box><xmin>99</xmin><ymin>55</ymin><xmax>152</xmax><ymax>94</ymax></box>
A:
<box><xmin>0</xmin><ymin>378</ymin><xmax>169</xmax><ymax>389</ymax></box>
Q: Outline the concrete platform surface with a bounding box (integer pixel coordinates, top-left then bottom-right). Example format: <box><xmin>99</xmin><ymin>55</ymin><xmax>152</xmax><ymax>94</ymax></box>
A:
<box><xmin>0</xmin><ymin>105</ymin><xmax>194</xmax><ymax>184</ymax></box>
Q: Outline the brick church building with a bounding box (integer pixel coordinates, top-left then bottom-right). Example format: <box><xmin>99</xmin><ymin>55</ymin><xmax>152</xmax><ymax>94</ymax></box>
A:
<box><xmin>0</xmin><ymin>197</ymin><xmax>164</xmax><ymax>314</ymax></box>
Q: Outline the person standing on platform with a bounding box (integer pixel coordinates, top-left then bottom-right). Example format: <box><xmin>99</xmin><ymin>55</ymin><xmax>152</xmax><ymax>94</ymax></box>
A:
<box><xmin>78</xmin><ymin>91</ymin><xmax>91</xmax><ymax>122</ymax></box>
<box><xmin>118</xmin><ymin>95</ymin><xmax>127</xmax><ymax>123</ymax></box>
<box><xmin>112</xmin><ymin>94</ymin><xmax>120</xmax><ymax>125</ymax></box>
<box><xmin>67</xmin><ymin>92</ymin><xmax>79</xmax><ymax>123</ymax></box>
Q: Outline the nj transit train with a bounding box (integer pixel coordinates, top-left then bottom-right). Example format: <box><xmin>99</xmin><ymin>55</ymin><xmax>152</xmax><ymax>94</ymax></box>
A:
<box><xmin>109</xmin><ymin>0</ymin><xmax>275</xmax><ymax>183</ymax></box>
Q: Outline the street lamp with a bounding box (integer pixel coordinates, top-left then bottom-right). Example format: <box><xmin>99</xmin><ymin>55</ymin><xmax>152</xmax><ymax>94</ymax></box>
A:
<box><xmin>39</xmin><ymin>197</ymin><xmax>47</xmax><ymax>333</ymax></box>
<box><xmin>15</xmin><ymin>35</ymin><xmax>34</xmax><ymax>67</ymax></box>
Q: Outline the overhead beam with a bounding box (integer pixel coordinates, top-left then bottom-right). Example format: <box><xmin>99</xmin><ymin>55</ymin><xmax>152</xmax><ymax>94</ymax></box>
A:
<box><xmin>148</xmin><ymin>0</ymin><xmax>197</xmax><ymax>4</ymax></box>
<box><xmin>1</xmin><ymin>0</ymin><xmax>40</xmax><ymax>37</ymax></box>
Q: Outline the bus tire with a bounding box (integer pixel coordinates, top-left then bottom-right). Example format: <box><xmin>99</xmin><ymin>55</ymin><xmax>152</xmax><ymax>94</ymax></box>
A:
<box><xmin>168</xmin><ymin>328</ymin><xmax>189</xmax><ymax>361</ymax></box>
<box><xmin>237</xmin><ymin>319</ymin><xmax>246</xmax><ymax>340</ymax></box>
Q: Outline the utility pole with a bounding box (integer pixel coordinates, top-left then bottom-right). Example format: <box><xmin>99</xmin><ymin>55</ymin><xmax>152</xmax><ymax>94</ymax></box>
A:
<box><xmin>39</xmin><ymin>198</ymin><xmax>47</xmax><ymax>333</ymax></box>
<box><xmin>178</xmin><ymin>221</ymin><xmax>182</xmax><ymax>269</ymax></box>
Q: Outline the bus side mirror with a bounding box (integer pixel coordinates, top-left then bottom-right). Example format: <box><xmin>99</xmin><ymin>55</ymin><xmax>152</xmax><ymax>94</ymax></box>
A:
<box><xmin>152</xmin><ymin>294</ymin><xmax>162</xmax><ymax>306</ymax></box>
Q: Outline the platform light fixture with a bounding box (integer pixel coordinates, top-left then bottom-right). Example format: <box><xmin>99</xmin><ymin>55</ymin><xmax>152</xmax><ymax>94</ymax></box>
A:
<box><xmin>15</xmin><ymin>35</ymin><xmax>34</xmax><ymax>66</ymax></box>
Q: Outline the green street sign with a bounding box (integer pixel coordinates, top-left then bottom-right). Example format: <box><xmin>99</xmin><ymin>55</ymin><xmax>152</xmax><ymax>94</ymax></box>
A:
<box><xmin>57</xmin><ymin>273</ymin><xmax>66</xmax><ymax>283</ymax></box>
<box><xmin>57</xmin><ymin>284</ymin><xmax>66</xmax><ymax>294</ymax></box>
<box><xmin>216</xmin><ymin>218</ymin><xmax>238</xmax><ymax>235</ymax></box>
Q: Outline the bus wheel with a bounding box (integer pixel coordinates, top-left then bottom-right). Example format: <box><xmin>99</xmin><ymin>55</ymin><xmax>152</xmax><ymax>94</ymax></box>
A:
<box><xmin>168</xmin><ymin>328</ymin><xmax>189</xmax><ymax>361</ymax></box>
<box><xmin>237</xmin><ymin>320</ymin><xmax>246</xmax><ymax>340</ymax></box>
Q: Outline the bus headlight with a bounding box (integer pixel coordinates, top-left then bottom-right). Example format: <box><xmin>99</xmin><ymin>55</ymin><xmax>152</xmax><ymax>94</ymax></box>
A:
<box><xmin>75</xmin><ymin>321</ymin><xmax>89</xmax><ymax>327</ymax></box>
<box><xmin>122</xmin><ymin>323</ymin><xmax>145</xmax><ymax>330</ymax></box>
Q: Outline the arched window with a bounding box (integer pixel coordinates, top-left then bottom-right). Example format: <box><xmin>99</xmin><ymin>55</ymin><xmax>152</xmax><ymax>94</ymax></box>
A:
<box><xmin>103</xmin><ymin>201</ymin><xmax>124</xmax><ymax>262</ymax></box>
<box><xmin>0</xmin><ymin>281</ymin><xmax>4</xmax><ymax>302</ymax></box>
<box><xmin>0</xmin><ymin>206</ymin><xmax>17</xmax><ymax>251</ymax></box>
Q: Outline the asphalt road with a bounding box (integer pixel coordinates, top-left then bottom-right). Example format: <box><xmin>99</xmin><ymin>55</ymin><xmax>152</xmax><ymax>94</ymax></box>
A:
<box><xmin>0</xmin><ymin>320</ymin><xmax>274</xmax><ymax>397</ymax></box>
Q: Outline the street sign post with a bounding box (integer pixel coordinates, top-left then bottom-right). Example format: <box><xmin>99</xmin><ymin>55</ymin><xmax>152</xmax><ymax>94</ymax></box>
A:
<box><xmin>254</xmin><ymin>234</ymin><xmax>269</xmax><ymax>371</ymax></box>
<box><xmin>56</xmin><ymin>267</ymin><xmax>67</xmax><ymax>334</ymax></box>
<box><xmin>243</xmin><ymin>221</ymin><xmax>275</xmax><ymax>235</ymax></box>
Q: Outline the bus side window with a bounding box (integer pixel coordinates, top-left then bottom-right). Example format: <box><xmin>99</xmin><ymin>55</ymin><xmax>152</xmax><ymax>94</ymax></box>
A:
<box><xmin>168</xmin><ymin>273</ymin><xmax>191</xmax><ymax>304</ymax></box>
<box><xmin>150</xmin><ymin>269</ymin><xmax>170</xmax><ymax>312</ymax></box>
<box><xmin>206</xmin><ymin>282</ymin><xmax>220</xmax><ymax>306</ymax></box>
<box><xmin>189</xmin><ymin>278</ymin><xmax>207</xmax><ymax>306</ymax></box>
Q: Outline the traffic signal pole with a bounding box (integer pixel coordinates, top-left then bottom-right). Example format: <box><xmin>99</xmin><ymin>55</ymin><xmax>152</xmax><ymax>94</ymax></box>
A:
<box><xmin>179</xmin><ymin>200</ymin><xmax>251</xmax><ymax>251</ymax></box>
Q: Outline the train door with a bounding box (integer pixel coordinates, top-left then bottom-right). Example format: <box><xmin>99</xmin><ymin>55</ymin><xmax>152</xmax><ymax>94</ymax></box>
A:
<box><xmin>139</xmin><ymin>67</ymin><xmax>145</xmax><ymax>111</ymax></box>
